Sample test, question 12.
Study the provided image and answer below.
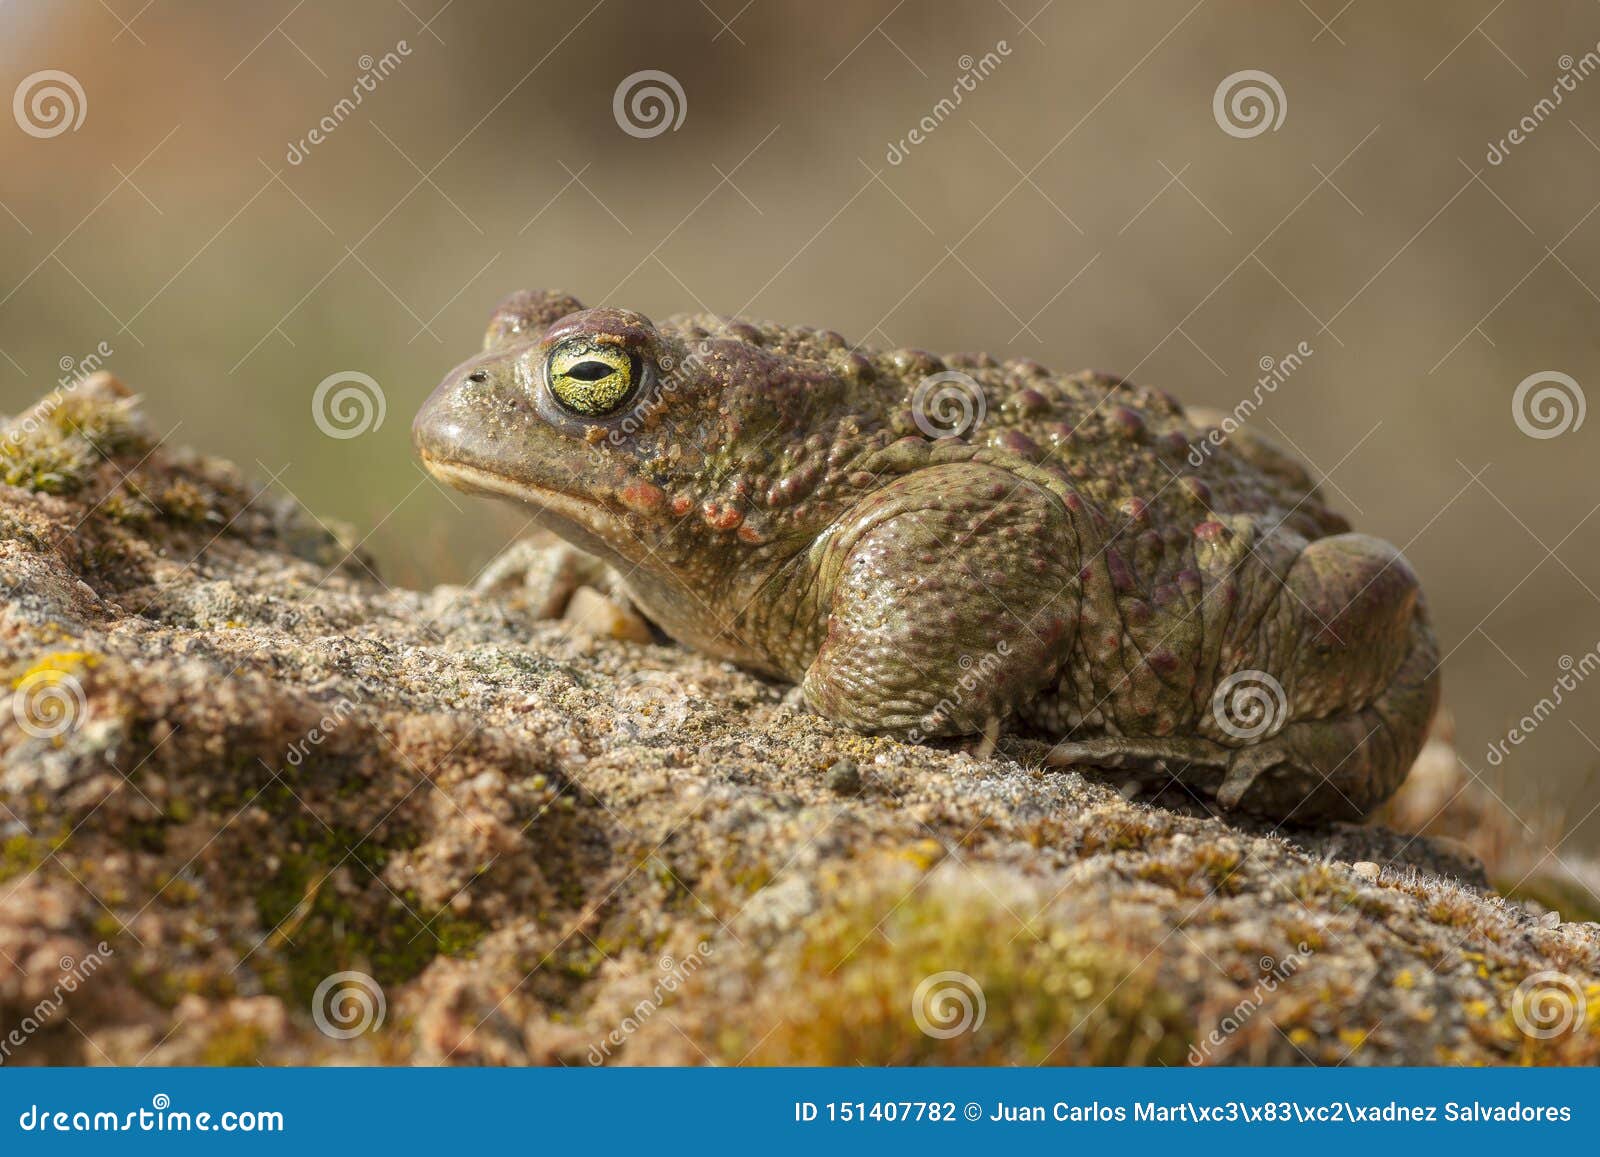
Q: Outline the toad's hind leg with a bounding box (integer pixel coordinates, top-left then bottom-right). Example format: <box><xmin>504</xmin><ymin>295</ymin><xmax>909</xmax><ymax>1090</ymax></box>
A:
<box><xmin>1215</xmin><ymin>611</ymin><xmax>1439</xmax><ymax>821</ymax></box>
<box><xmin>1215</xmin><ymin>533</ymin><xmax>1440</xmax><ymax>821</ymax></box>
<box><xmin>1049</xmin><ymin>533</ymin><xmax>1440</xmax><ymax>824</ymax></box>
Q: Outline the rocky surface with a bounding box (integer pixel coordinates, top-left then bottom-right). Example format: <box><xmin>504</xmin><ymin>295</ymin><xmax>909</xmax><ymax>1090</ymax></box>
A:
<box><xmin>1</xmin><ymin>376</ymin><xmax>1597</xmax><ymax>1066</ymax></box>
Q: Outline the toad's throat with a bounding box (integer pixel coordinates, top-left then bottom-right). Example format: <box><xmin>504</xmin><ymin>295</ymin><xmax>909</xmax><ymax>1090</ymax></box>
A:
<box><xmin>418</xmin><ymin>455</ymin><xmax>634</xmax><ymax>565</ymax></box>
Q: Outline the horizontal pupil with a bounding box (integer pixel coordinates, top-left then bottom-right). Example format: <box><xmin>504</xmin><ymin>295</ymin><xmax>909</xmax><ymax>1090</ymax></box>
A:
<box><xmin>565</xmin><ymin>360</ymin><xmax>617</xmax><ymax>382</ymax></box>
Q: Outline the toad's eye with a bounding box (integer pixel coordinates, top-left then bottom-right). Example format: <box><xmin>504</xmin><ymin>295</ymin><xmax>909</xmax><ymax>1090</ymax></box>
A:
<box><xmin>546</xmin><ymin>342</ymin><xmax>636</xmax><ymax>416</ymax></box>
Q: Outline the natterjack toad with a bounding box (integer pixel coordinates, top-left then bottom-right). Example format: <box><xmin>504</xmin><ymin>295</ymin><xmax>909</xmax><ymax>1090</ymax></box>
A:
<box><xmin>414</xmin><ymin>290</ymin><xmax>1439</xmax><ymax>821</ymax></box>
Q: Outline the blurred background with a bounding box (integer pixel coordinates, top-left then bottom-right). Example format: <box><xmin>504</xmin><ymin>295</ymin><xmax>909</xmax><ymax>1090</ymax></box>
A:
<box><xmin>3</xmin><ymin>0</ymin><xmax>1599</xmax><ymax>851</ymax></box>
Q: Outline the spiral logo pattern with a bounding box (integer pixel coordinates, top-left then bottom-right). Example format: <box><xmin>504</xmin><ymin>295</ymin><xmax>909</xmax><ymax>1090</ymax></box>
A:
<box><xmin>13</xmin><ymin>70</ymin><xmax>87</xmax><ymax>139</ymax></box>
<box><xmin>359</xmin><ymin>54</ymin><xmax>375</xmax><ymax>71</ymax></box>
<box><xmin>613</xmin><ymin>70</ymin><xmax>687</xmax><ymax>139</ymax></box>
<box><xmin>311</xmin><ymin>970</ymin><xmax>386</xmax><ymax>1039</ymax></box>
<box><xmin>311</xmin><ymin>371</ymin><xmax>386</xmax><ymax>439</ymax></box>
<box><xmin>912</xmin><ymin>371</ymin><xmax>987</xmax><ymax>439</ymax></box>
<box><xmin>151</xmin><ymin>1093</ymin><xmax>171</xmax><ymax>1111</ymax></box>
<box><xmin>1511</xmin><ymin>970</ymin><xmax>1586</xmax><ymax>1039</ymax></box>
<box><xmin>911</xmin><ymin>970</ymin><xmax>986</xmax><ymax>1039</ymax></box>
<box><xmin>1512</xmin><ymin>371</ymin><xmax>1585</xmax><ymax>440</ymax></box>
<box><xmin>1211</xmin><ymin>669</ymin><xmax>1288</xmax><ymax>741</ymax></box>
<box><xmin>12</xmin><ymin>671</ymin><xmax>87</xmax><ymax>739</ymax></box>
<box><xmin>1213</xmin><ymin>70</ymin><xmax>1287</xmax><ymax>139</ymax></box>
<box><xmin>614</xmin><ymin>671</ymin><xmax>690</xmax><ymax>740</ymax></box>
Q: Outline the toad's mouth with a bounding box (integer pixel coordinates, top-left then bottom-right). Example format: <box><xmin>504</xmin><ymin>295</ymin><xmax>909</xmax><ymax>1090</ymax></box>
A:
<box><xmin>418</xmin><ymin>454</ymin><xmax>636</xmax><ymax>565</ymax></box>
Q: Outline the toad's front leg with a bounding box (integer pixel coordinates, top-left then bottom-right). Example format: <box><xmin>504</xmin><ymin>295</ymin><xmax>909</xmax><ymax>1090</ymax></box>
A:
<box><xmin>800</xmin><ymin>463</ymin><xmax>1082</xmax><ymax>738</ymax></box>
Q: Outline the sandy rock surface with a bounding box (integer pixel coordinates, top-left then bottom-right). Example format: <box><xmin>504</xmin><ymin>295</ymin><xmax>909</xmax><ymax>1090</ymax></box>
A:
<box><xmin>2</xmin><ymin>376</ymin><xmax>1597</xmax><ymax>1065</ymax></box>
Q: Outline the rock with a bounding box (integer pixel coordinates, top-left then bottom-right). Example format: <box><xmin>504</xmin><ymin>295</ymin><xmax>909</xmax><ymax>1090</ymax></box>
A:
<box><xmin>1</xmin><ymin>382</ymin><xmax>1598</xmax><ymax>1066</ymax></box>
<box><xmin>562</xmin><ymin>586</ymin><xmax>654</xmax><ymax>644</ymax></box>
<box><xmin>826</xmin><ymin>759</ymin><xmax>862</xmax><ymax>796</ymax></box>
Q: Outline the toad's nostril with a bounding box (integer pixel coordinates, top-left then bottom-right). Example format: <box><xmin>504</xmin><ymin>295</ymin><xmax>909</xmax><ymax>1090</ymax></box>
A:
<box><xmin>466</xmin><ymin>370</ymin><xmax>488</xmax><ymax>384</ymax></box>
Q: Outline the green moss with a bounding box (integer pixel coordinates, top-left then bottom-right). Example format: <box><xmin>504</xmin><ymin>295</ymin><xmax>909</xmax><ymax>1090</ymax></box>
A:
<box><xmin>99</xmin><ymin>491</ymin><xmax>155</xmax><ymax>525</ymax></box>
<box><xmin>157</xmin><ymin>479</ymin><xmax>217</xmax><ymax>524</ymax></box>
<box><xmin>0</xmin><ymin>833</ymin><xmax>47</xmax><ymax>883</ymax></box>
<box><xmin>246</xmin><ymin>783</ymin><xmax>489</xmax><ymax>1008</ymax></box>
<box><xmin>200</xmin><ymin>1020</ymin><xmax>269</xmax><ymax>1066</ymax></box>
<box><xmin>718</xmin><ymin>879</ymin><xmax>1193</xmax><ymax>1065</ymax></box>
<box><xmin>0</xmin><ymin>393</ymin><xmax>145</xmax><ymax>495</ymax></box>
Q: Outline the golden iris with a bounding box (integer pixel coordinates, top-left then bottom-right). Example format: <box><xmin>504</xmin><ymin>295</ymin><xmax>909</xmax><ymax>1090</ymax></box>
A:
<box><xmin>547</xmin><ymin>341</ymin><xmax>635</xmax><ymax>416</ymax></box>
